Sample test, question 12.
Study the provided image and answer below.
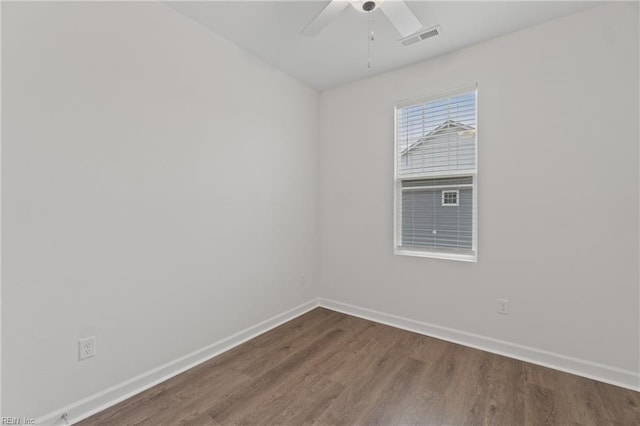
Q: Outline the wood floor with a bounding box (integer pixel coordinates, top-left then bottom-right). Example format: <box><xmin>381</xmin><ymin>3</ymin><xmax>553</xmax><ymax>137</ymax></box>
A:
<box><xmin>79</xmin><ymin>308</ymin><xmax>640</xmax><ymax>425</ymax></box>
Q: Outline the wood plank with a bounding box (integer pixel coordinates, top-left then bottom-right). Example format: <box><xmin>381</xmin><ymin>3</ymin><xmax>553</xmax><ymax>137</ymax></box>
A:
<box><xmin>482</xmin><ymin>355</ymin><xmax>527</xmax><ymax>425</ymax></box>
<box><xmin>206</xmin><ymin>327</ymin><xmax>346</xmax><ymax>423</ymax></box>
<box><xmin>594</xmin><ymin>381</ymin><xmax>640</xmax><ymax>425</ymax></box>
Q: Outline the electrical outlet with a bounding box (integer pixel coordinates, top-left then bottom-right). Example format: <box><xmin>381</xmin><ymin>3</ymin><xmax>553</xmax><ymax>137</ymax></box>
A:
<box><xmin>299</xmin><ymin>274</ymin><xmax>306</xmax><ymax>286</ymax></box>
<box><xmin>78</xmin><ymin>337</ymin><xmax>96</xmax><ymax>361</ymax></box>
<box><xmin>497</xmin><ymin>299</ymin><xmax>509</xmax><ymax>315</ymax></box>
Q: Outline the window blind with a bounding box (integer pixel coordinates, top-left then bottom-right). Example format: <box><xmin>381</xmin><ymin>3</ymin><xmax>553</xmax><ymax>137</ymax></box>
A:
<box><xmin>397</xmin><ymin>91</ymin><xmax>476</xmax><ymax>177</ymax></box>
<box><xmin>395</xmin><ymin>88</ymin><xmax>477</xmax><ymax>260</ymax></box>
<box><xmin>401</xmin><ymin>177</ymin><xmax>473</xmax><ymax>250</ymax></box>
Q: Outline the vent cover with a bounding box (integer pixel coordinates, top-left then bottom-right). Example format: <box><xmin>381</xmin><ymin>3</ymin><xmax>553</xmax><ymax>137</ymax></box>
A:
<box><xmin>400</xmin><ymin>25</ymin><xmax>441</xmax><ymax>47</ymax></box>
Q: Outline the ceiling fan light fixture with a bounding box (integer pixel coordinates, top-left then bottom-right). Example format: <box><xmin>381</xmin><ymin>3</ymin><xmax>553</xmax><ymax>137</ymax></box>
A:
<box><xmin>350</xmin><ymin>0</ymin><xmax>384</xmax><ymax>13</ymax></box>
<box><xmin>301</xmin><ymin>0</ymin><xmax>420</xmax><ymax>38</ymax></box>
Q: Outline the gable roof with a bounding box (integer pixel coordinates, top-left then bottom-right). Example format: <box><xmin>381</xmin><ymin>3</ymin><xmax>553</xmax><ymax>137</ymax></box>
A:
<box><xmin>400</xmin><ymin>120</ymin><xmax>475</xmax><ymax>156</ymax></box>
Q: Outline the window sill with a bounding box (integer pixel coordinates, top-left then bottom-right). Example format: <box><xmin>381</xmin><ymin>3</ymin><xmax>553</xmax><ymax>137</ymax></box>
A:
<box><xmin>394</xmin><ymin>248</ymin><xmax>477</xmax><ymax>263</ymax></box>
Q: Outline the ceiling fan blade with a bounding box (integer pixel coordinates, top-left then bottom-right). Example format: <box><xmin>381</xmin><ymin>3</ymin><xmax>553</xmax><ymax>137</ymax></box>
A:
<box><xmin>379</xmin><ymin>0</ymin><xmax>422</xmax><ymax>38</ymax></box>
<box><xmin>300</xmin><ymin>0</ymin><xmax>350</xmax><ymax>37</ymax></box>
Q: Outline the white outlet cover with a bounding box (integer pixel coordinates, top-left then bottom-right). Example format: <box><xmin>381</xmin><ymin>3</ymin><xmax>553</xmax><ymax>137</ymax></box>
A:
<box><xmin>78</xmin><ymin>337</ymin><xmax>96</xmax><ymax>361</ymax></box>
<box><xmin>497</xmin><ymin>299</ymin><xmax>509</xmax><ymax>315</ymax></box>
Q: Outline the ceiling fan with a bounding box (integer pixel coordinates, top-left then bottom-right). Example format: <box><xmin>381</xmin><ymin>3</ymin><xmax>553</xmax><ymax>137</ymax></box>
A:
<box><xmin>301</xmin><ymin>0</ymin><xmax>423</xmax><ymax>38</ymax></box>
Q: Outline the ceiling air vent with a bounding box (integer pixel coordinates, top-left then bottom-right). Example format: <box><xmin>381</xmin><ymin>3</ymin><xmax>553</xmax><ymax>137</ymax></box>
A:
<box><xmin>400</xmin><ymin>25</ymin><xmax>441</xmax><ymax>47</ymax></box>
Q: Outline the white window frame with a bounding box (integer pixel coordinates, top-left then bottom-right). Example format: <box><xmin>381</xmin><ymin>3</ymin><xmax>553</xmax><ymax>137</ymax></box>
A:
<box><xmin>393</xmin><ymin>85</ymin><xmax>478</xmax><ymax>262</ymax></box>
<box><xmin>441</xmin><ymin>190</ymin><xmax>459</xmax><ymax>206</ymax></box>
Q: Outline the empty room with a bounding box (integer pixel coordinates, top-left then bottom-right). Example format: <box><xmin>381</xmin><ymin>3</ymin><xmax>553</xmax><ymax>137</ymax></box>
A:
<box><xmin>1</xmin><ymin>0</ymin><xmax>639</xmax><ymax>424</ymax></box>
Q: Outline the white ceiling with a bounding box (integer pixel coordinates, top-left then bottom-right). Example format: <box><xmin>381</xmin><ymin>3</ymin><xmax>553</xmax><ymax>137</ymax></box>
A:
<box><xmin>166</xmin><ymin>1</ymin><xmax>598</xmax><ymax>91</ymax></box>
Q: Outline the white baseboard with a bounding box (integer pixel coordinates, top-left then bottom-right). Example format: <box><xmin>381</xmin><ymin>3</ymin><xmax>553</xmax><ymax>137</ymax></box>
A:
<box><xmin>35</xmin><ymin>298</ymin><xmax>321</xmax><ymax>426</ymax></box>
<box><xmin>317</xmin><ymin>298</ymin><xmax>640</xmax><ymax>392</ymax></box>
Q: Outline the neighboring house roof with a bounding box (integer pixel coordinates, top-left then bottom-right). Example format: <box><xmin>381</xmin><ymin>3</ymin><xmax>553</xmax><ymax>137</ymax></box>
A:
<box><xmin>400</xmin><ymin>119</ymin><xmax>475</xmax><ymax>156</ymax></box>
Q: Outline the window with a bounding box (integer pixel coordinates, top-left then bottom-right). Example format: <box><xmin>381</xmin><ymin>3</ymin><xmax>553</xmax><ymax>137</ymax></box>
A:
<box><xmin>442</xmin><ymin>190</ymin><xmax>459</xmax><ymax>206</ymax></box>
<box><xmin>394</xmin><ymin>86</ymin><xmax>477</xmax><ymax>261</ymax></box>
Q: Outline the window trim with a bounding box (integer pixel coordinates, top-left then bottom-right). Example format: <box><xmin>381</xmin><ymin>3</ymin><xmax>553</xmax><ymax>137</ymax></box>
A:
<box><xmin>393</xmin><ymin>84</ymin><xmax>478</xmax><ymax>262</ymax></box>
<box><xmin>393</xmin><ymin>247</ymin><xmax>478</xmax><ymax>262</ymax></box>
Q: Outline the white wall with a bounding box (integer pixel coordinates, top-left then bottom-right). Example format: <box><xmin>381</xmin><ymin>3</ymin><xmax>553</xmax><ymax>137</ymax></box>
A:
<box><xmin>319</xmin><ymin>1</ymin><xmax>639</xmax><ymax>382</ymax></box>
<box><xmin>2</xmin><ymin>2</ymin><xmax>318</xmax><ymax>419</ymax></box>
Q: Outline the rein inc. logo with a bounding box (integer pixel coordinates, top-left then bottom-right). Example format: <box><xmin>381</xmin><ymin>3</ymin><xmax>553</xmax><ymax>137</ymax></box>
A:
<box><xmin>1</xmin><ymin>418</ymin><xmax>35</xmax><ymax>425</ymax></box>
